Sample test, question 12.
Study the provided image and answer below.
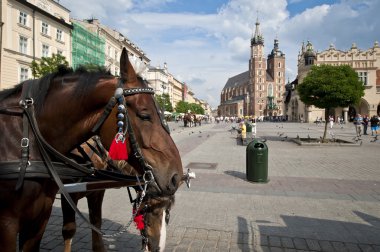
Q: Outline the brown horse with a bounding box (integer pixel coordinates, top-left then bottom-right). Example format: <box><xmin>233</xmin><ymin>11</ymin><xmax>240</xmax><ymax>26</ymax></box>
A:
<box><xmin>0</xmin><ymin>48</ymin><xmax>182</xmax><ymax>251</ymax></box>
<box><xmin>183</xmin><ymin>112</ymin><xmax>194</xmax><ymax>127</ymax></box>
<box><xmin>62</xmin><ymin>139</ymin><xmax>175</xmax><ymax>252</ymax></box>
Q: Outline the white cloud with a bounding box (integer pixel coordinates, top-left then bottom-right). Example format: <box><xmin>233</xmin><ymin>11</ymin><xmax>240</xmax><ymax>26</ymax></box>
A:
<box><xmin>60</xmin><ymin>0</ymin><xmax>134</xmax><ymax>20</ymax></box>
<box><xmin>58</xmin><ymin>0</ymin><xmax>380</xmax><ymax>108</ymax></box>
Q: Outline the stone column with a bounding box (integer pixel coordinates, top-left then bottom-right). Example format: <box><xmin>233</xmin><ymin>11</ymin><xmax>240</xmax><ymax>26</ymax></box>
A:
<box><xmin>343</xmin><ymin>107</ymin><xmax>349</xmax><ymax>122</ymax></box>
<box><xmin>306</xmin><ymin>106</ymin><xmax>312</xmax><ymax>123</ymax></box>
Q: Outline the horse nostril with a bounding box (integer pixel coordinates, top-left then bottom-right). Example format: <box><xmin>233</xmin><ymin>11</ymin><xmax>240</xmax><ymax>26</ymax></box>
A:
<box><xmin>169</xmin><ymin>174</ymin><xmax>180</xmax><ymax>191</ymax></box>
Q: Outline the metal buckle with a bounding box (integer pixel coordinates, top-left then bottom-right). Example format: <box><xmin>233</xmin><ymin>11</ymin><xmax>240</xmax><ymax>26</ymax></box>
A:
<box><xmin>142</xmin><ymin>170</ymin><xmax>154</xmax><ymax>183</ymax></box>
<box><xmin>21</xmin><ymin>138</ymin><xmax>29</xmax><ymax>148</ymax></box>
<box><xmin>19</xmin><ymin>98</ymin><xmax>34</xmax><ymax>108</ymax></box>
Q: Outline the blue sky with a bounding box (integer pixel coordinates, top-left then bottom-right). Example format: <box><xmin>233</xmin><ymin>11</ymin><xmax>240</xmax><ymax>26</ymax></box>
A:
<box><xmin>61</xmin><ymin>0</ymin><xmax>380</xmax><ymax>108</ymax></box>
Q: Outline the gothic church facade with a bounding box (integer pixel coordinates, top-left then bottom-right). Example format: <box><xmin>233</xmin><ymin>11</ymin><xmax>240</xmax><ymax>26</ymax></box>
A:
<box><xmin>218</xmin><ymin>19</ymin><xmax>286</xmax><ymax>119</ymax></box>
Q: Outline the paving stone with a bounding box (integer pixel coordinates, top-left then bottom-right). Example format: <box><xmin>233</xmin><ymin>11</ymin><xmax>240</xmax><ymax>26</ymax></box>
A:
<box><xmin>269</xmin><ymin>236</ymin><xmax>282</xmax><ymax>247</ymax></box>
<box><xmin>306</xmin><ymin>239</ymin><xmax>322</xmax><ymax>251</ymax></box>
<box><xmin>358</xmin><ymin>244</ymin><xmax>376</xmax><ymax>252</ymax></box>
<box><xmin>345</xmin><ymin>243</ymin><xmax>362</xmax><ymax>252</ymax></box>
<box><xmin>332</xmin><ymin>241</ymin><xmax>348</xmax><ymax>252</ymax></box>
<box><xmin>319</xmin><ymin>240</ymin><xmax>335</xmax><ymax>252</ymax></box>
<box><xmin>281</xmin><ymin>237</ymin><xmax>295</xmax><ymax>249</ymax></box>
<box><xmin>293</xmin><ymin>238</ymin><xmax>308</xmax><ymax>250</ymax></box>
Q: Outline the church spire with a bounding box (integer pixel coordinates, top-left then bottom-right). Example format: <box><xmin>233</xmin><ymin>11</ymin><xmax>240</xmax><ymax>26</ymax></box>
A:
<box><xmin>251</xmin><ymin>17</ymin><xmax>264</xmax><ymax>46</ymax></box>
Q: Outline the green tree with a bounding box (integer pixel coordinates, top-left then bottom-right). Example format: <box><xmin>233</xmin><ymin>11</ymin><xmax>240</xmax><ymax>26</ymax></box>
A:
<box><xmin>175</xmin><ymin>101</ymin><xmax>190</xmax><ymax>113</ymax></box>
<box><xmin>189</xmin><ymin>103</ymin><xmax>205</xmax><ymax>114</ymax></box>
<box><xmin>31</xmin><ymin>54</ymin><xmax>69</xmax><ymax>78</ymax></box>
<box><xmin>155</xmin><ymin>93</ymin><xmax>173</xmax><ymax>112</ymax></box>
<box><xmin>297</xmin><ymin>64</ymin><xmax>364</xmax><ymax>142</ymax></box>
<box><xmin>175</xmin><ymin>101</ymin><xmax>204</xmax><ymax>114</ymax></box>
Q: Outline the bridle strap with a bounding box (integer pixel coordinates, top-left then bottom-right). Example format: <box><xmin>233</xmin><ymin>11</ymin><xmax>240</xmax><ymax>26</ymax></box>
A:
<box><xmin>0</xmin><ymin>106</ymin><xmax>23</xmax><ymax>116</ymax></box>
<box><xmin>15</xmin><ymin>101</ymin><xmax>31</xmax><ymax>191</ymax></box>
<box><xmin>123</xmin><ymin>87</ymin><xmax>155</xmax><ymax>96</ymax></box>
<box><xmin>91</xmin><ymin>97</ymin><xmax>117</xmax><ymax>134</ymax></box>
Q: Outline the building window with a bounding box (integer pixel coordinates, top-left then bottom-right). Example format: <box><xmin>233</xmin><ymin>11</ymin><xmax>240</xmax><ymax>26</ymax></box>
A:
<box><xmin>268</xmin><ymin>84</ymin><xmax>273</xmax><ymax>97</ymax></box>
<box><xmin>20</xmin><ymin>67</ymin><xmax>29</xmax><ymax>82</ymax></box>
<box><xmin>42</xmin><ymin>44</ymin><xmax>49</xmax><ymax>57</ymax></box>
<box><xmin>19</xmin><ymin>12</ymin><xmax>27</xmax><ymax>26</ymax></box>
<box><xmin>358</xmin><ymin>72</ymin><xmax>368</xmax><ymax>85</ymax></box>
<box><xmin>42</xmin><ymin>22</ymin><xmax>49</xmax><ymax>35</ymax></box>
<box><xmin>278</xmin><ymin>62</ymin><xmax>281</xmax><ymax>68</ymax></box>
<box><xmin>56</xmin><ymin>29</ymin><xmax>63</xmax><ymax>41</ymax></box>
<box><xmin>19</xmin><ymin>36</ymin><xmax>28</xmax><ymax>54</ymax></box>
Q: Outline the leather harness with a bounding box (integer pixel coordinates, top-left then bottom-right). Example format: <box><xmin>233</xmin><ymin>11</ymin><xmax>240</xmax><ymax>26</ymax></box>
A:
<box><xmin>0</xmin><ymin>77</ymin><xmax>171</xmax><ymax>235</ymax></box>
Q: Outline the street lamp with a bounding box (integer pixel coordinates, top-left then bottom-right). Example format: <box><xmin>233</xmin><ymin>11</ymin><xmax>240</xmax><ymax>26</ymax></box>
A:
<box><xmin>161</xmin><ymin>84</ymin><xmax>166</xmax><ymax>95</ymax></box>
<box><xmin>246</xmin><ymin>93</ymin><xmax>250</xmax><ymax>117</ymax></box>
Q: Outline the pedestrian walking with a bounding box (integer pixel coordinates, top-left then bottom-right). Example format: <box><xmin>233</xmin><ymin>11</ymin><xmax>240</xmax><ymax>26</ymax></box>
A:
<box><xmin>363</xmin><ymin>115</ymin><xmax>369</xmax><ymax>135</ymax></box>
<box><xmin>337</xmin><ymin>116</ymin><xmax>344</xmax><ymax>129</ymax></box>
<box><xmin>353</xmin><ymin>114</ymin><xmax>363</xmax><ymax>138</ymax></box>
<box><xmin>329</xmin><ymin>115</ymin><xmax>334</xmax><ymax>129</ymax></box>
<box><xmin>370</xmin><ymin>115</ymin><xmax>379</xmax><ymax>136</ymax></box>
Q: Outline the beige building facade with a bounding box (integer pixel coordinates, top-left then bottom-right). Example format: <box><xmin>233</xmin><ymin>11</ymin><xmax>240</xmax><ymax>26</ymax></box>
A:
<box><xmin>285</xmin><ymin>41</ymin><xmax>380</xmax><ymax>122</ymax></box>
<box><xmin>0</xmin><ymin>0</ymin><xmax>72</xmax><ymax>90</ymax></box>
<box><xmin>169</xmin><ymin>73</ymin><xmax>183</xmax><ymax>109</ymax></box>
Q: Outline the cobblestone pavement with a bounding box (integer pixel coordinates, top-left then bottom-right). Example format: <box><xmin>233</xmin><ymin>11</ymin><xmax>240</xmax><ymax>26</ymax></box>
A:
<box><xmin>41</xmin><ymin>121</ymin><xmax>380</xmax><ymax>251</ymax></box>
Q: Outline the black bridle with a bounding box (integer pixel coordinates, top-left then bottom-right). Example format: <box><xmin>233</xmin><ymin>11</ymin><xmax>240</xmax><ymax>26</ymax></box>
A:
<box><xmin>91</xmin><ymin>78</ymin><xmax>170</xmax><ymax>195</ymax></box>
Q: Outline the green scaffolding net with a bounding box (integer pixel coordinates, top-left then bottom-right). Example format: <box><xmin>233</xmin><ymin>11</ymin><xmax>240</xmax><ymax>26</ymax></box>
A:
<box><xmin>72</xmin><ymin>22</ymin><xmax>105</xmax><ymax>69</ymax></box>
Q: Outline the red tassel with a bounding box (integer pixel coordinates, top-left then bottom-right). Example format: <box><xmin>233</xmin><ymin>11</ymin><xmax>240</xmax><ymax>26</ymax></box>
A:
<box><xmin>108</xmin><ymin>137</ymin><xmax>128</xmax><ymax>160</ymax></box>
<box><xmin>133</xmin><ymin>210</ymin><xmax>145</xmax><ymax>230</ymax></box>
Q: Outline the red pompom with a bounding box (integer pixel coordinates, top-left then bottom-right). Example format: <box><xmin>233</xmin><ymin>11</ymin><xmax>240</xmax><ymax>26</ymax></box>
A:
<box><xmin>133</xmin><ymin>210</ymin><xmax>145</xmax><ymax>230</ymax></box>
<box><xmin>108</xmin><ymin>137</ymin><xmax>128</xmax><ymax>160</ymax></box>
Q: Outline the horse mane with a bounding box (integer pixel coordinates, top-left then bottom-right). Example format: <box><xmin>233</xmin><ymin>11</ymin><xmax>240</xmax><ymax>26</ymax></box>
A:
<box><xmin>0</xmin><ymin>83</ymin><xmax>24</xmax><ymax>101</ymax></box>
<box><xmin>0</xmin><ymin>65</ymin><xmax>113</xmax><ymax>114</ymax></box>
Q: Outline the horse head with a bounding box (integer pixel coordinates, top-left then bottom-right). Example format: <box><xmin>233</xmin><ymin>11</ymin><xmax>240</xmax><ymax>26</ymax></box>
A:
<box><xmin>98</xmin><ymin>48</ymin><xmax>183</xmax><ymax>196</ymax></box>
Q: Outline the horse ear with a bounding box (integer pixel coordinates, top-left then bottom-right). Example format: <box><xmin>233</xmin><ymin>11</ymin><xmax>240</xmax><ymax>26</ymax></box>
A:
<box><xmin>120</xmin><ymin>48</ymin><xmax>137</xmax><ymax>83</ymax></box>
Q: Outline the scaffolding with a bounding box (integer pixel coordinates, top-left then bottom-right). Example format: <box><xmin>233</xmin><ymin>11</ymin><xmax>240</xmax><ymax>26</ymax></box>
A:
<box><xmin>72</xmin><ymin>22</ymin><xmax>105</xmax><ymax>69</ymax></box>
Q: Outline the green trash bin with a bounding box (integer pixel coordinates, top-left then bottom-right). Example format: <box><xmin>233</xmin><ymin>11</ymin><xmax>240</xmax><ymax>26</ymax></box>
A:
<box><xmin>246</xmin><ymin>140</ymin><xmax>268</xmax><ymax>183</ymax></box>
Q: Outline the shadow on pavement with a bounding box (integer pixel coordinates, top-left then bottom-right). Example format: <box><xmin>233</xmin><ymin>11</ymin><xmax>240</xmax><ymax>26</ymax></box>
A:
<box><xmin>41</xmin><ymin>205</ymin><xmax>143</xmax><ymax>251</ymax></box>
<box><xmin>224</xmin><ymin>170</ymin><xmax>246</xmax><ymax>180</ymax></box>
<box><xmin>256</xmin><ymin>211</ymin><xmax>380</xmax><ymax>245</ymax></box>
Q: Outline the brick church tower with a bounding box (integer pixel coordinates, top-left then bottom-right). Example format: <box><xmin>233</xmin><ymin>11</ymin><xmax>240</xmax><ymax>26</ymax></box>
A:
<box><xmin>249</xmin><ymin>18</ymin><xmax>286</xmax><ymax>118</ymax></box>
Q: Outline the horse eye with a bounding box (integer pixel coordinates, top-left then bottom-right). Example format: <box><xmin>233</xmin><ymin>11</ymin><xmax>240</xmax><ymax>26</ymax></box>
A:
<box><xmin>138</xmin><ymin>113</ymin><xmax>151</xmax><ymax>121</ymax></box>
